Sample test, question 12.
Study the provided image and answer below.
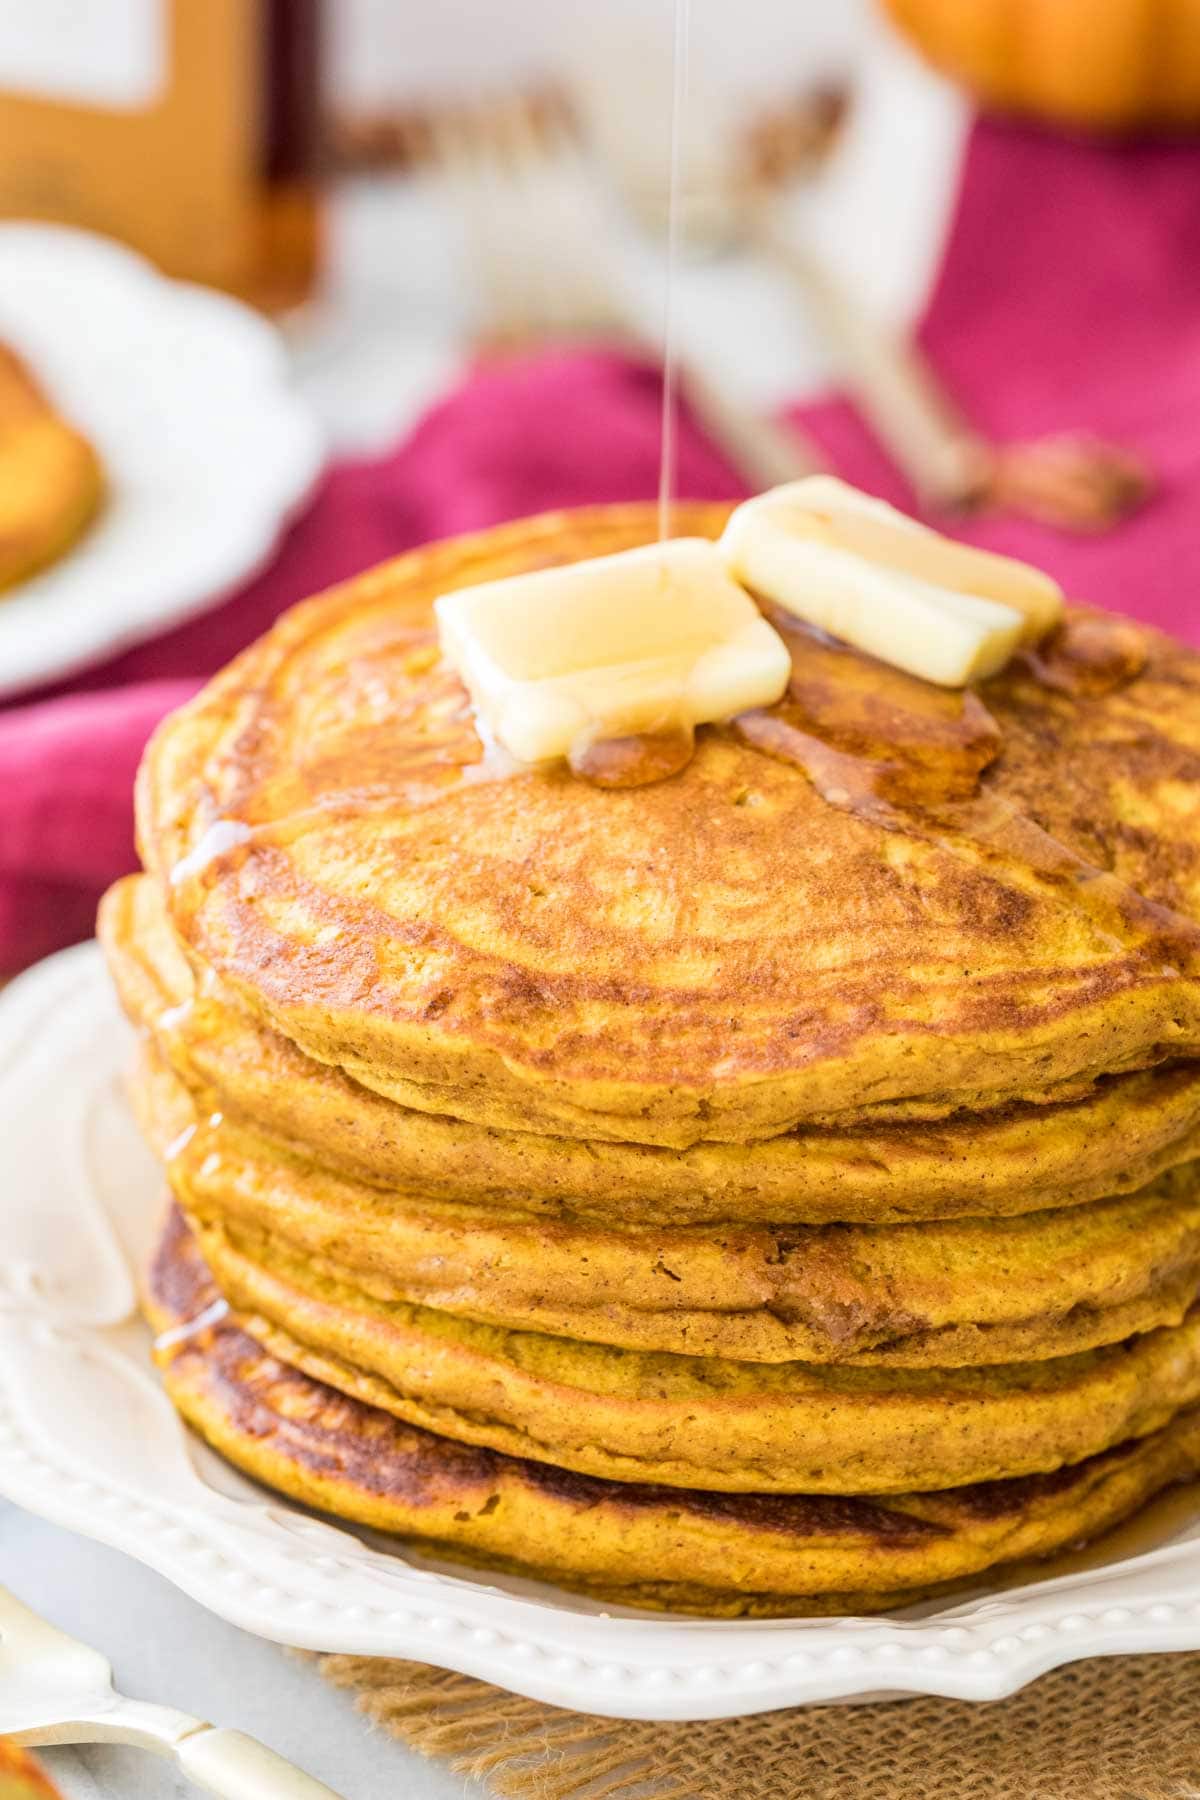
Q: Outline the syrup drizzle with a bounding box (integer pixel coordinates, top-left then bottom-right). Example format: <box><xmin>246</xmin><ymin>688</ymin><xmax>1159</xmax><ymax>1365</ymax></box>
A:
<box><xmin>657</xmin><ymin>0</ymin><xmax>690</xmax><ymax>544</ymax></box>
<box><xmin>733</xmin><ymin>608</ymin><xmax>1199</xmax><ymax>965</ymax></box>
<box><xmin>165</xmin><ymin>616</ymin><xmax>1200</xmax><ymax>1053</ymax></box>
<box><xmin>153</xmin><ymin>1294</ymin><xmax>229</xmax><ymax>1354</ymax></box>
<box><xmin>570</xmin><ymin>722</ymin><xmax>695</xmax><ymax>788</ymax></box>
<box><xmin>744</xmin><ymin>609</ymin><xmax>1004</xmax><ymax>808</ymax></box>
<box><xmin>160</xmin><ymin>5</ymin><xmax>1169</xmax><ymax>926</ymax></box>
<box><xmin>1017</xmin><ymin>611</ymin><xmax>1148</xmax><ymax>698</ymax></box>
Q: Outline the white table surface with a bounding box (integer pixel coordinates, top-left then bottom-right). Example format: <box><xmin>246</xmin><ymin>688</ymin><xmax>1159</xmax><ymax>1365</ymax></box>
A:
<box><xmin>1</xmin><ymin>24</ymin><xmax>962</xmax><ymax>1795</ymax></box>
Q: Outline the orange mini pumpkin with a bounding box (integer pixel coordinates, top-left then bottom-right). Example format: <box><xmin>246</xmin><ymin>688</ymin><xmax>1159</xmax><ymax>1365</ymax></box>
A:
<box><xmin>883</xmin><ymin>0</ymin><xmax>1200</xmax><ymax>131</ymax></box>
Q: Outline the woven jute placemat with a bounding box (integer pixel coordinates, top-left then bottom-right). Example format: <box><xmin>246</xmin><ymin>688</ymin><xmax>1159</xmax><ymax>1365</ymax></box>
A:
<box><xmin>317</xmin><ymin>1649</ymin><xmax>1200</xmax><ymax>1799</ymax></box>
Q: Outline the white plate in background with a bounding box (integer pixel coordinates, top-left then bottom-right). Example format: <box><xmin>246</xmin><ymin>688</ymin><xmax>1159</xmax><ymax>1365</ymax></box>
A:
<box><xmin>0</xmin><ymin>226</ymin><xmax>323</xmax><ymax>698</ymax></box>
<box><xmin>1</xmin><ymin>943</ymin><xmax>1200</xmax><ymax>1723</ymax></box>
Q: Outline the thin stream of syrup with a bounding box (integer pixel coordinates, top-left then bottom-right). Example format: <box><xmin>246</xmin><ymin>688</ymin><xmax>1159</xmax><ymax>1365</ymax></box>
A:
<box><xmin>657</xmin><ymin>0</ymin><xmax>690</xmax><ymax>543</ymax></box>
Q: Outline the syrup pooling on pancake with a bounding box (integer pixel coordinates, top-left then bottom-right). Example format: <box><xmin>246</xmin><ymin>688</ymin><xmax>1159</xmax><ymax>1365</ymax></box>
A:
<box><xmin>165</xmin><ymin>540</ymin><xmax>1160</xmax><ymax>907</ymax></box>
<box><xmin>1018</xmin><ymin>610</ymin><xmax>1148</xmax><ymax>698</ymax></box>
<box><xmin>568</xmin><ymin>722</ymin><xmax>698</xmax><ymax>788</ymax></box>
<box><xmin>735</xmin><ymin>604</ymin><xmax>1200</xmax><ymax>979</ymax></box>
<box><xmin>736</xmin><ymin>610</ymin><xmax>1006</xmax><ymax>809</ymax></box>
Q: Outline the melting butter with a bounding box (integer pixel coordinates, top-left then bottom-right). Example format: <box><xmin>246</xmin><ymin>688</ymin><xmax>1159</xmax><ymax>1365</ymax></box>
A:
<box><xmin>721</xmin><ymin>477</ymin><xmax>1064</xmax><ymax>688</ymax></box>
<box><xmin>434</xmin><ymin>538</ymin><xmax>790</xmax><ymax>766</ymax></box>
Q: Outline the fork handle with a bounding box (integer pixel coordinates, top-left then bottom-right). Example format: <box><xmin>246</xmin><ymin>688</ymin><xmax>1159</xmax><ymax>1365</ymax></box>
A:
<box><xmin>679</xmin><ymin>362</ymin><xmax>823</xmax><ymax>489</ymax></box>
<box><xmin>176</xmin><ymin>1726</ymin><xmax>345</xmax><ymax>1799</ymax></box>
<box><xmin>750</xmin><ymin>204</ymin><xmax>987</xmax><ymax>508</ymax></box>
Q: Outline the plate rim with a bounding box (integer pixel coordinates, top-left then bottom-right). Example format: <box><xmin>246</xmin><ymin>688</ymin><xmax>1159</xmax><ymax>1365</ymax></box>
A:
<box><xmin>0</xmin><ymin>224</ymin><xmax>324</xmax><ymax>699</ymax></box>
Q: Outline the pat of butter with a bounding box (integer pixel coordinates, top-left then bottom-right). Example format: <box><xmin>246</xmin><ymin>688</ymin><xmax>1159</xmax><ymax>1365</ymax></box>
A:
<box><xmin>434</xmin><ymin>538</ymin><xmax>790</xmax><ymax>765</ymax></box>
<box><xmin>720</xmin><ymin>476</ymin><xmax>1064</xmax><ymax>687</ymax></box>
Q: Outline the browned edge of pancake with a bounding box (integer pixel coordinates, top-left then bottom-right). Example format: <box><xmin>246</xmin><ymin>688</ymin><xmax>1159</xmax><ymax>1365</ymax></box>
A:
<box><xmin>144</xmin><ymin>1206</ymin><xmax>1200</xmax><ymax>1617</ymax></box>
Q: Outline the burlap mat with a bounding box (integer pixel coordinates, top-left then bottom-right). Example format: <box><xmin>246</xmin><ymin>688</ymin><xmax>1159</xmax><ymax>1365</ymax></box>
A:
<box><xmin>317</xmin><ymin>1650</ymin><xmax>1200</xmax><ymax>1799</ymax></box>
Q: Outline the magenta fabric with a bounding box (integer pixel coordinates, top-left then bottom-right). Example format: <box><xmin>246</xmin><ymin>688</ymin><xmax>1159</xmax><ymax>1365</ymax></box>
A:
<box><xmin>4</xmin><ymin>115</ymin><xmax>1200</xmax><ymax>974</ymax></box>
<box><xmin>796</xmin><ymin>119</ymin><xmax>1200</xmax><ymax>639</ymax></box>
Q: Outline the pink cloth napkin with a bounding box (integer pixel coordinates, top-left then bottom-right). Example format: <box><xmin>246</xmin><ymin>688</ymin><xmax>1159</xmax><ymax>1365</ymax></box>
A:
<box><xmin>4</xmin><ymin>115</ymin><xmax>1200</xmax><ymax>975</ymax></box>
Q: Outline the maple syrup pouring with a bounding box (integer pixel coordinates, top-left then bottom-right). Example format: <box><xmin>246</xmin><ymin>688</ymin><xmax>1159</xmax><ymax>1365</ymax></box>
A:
<box><xmin>657</xmin><ymin>0</ymin><xmax>690</xmax><ymax>544</ymax></box>
<box><xmin>733</xmin><ymin>608</ymin><xmax>1200</xmax><ymax>966</ymax></box>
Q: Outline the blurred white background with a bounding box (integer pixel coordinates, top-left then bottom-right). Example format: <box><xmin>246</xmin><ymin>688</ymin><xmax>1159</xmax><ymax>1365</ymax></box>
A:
<box><xmin>328</xmin><ymin>0</ymin><xmax>868</xmax><ymax>112</ymax></box>
<box><xmin>305</xmin><ymin>0</ymin><xmax>961</xmax><ymax>456</ymax></box>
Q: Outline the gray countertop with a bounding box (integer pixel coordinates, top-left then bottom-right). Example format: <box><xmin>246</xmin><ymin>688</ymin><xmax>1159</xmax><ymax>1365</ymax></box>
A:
<box><xmin>2</xmin><ymin>1503</ymin><xmax>471</xmax><ymax>1799</ymax></box>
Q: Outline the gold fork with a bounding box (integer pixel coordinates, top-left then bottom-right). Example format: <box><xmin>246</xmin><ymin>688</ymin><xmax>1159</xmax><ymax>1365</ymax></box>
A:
<box><xmin>744</xmin><ymin>190</ymin><xmax>1151</xmax><ymax>531</ymax></box>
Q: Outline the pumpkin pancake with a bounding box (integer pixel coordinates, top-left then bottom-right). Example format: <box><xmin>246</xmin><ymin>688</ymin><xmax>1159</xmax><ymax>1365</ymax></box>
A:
<box><xmin>134</xmin><ymin>505</ymin><xmax>1200</xmax><ymax>1150</ymax></box>
<box><xmin>112</xmin><ymin>497</ymin><xmax>1200</xmax><ymax>1615</ymax></box>
<box><xmin>0</xmin><ymin>344</ymin><xmax>102</xmax><ymax>592</ymax></box>
<box><xmin>146</xmin><ymin>1207</ymin><xmax>1200</xmax><ymax>1617</ymax></box>
<box><xmin>102</xmin><ymin>872</ymin><xmax>1200</xmax><ymax>1227</ymax></box>
<box><xmin>156</xmin><ymin>1199</ymin><xmax>1200</xmax><ymax>1496</ymax></box>
<box><xmin>130</xmin><ymin>1037</ymin><xmax>1200</xmax><ymax>1369</ymax></box>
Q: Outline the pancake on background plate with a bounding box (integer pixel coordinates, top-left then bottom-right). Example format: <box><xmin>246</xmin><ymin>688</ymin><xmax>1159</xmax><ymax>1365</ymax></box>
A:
<box><xmin>0</xmin><ymin>345</ymin><xmax>102</xmax><ymax>593</ymax></box>
<box><xmin>103</xmin><ymin>498</ymin><xmax>1200</xmax><ymax>1615</ymax></box>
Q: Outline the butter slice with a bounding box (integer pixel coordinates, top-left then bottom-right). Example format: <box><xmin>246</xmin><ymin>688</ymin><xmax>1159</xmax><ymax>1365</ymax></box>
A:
<box><xmin>721</xmin><ymin>476</ymin><xmax>1064</xmax><ymax>687</ymax></box>
<box><xmin>435</xmin><ymin>538</ymin><xmax>790</xmax><ymax>765</ymax></box>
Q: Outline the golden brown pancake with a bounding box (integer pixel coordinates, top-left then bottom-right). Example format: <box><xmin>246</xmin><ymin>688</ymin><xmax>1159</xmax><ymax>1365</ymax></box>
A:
<box><xmin>146</xmin><ymin>1207</ymin><xmax>1200</xmax><ymax>1617</ymax></box>
<box><xmin>130</xmin><ymin>1034</ymin><xmax>1200</xmax><ymax>1369</ymax></box>
<box><xmin>163</xmin><ymin>1200</ymin><xmax>1200</xmax><ymax>1496</ymax></box>
<box><xmin>0</xmin><ymin>344</ymin><xmax>102</xmax><ymax>593</ymax></box>
<box><xmin>111</xmin><ymin>499</ymin><xmax>1200</xmax><ymax>1616</ymax></box>
<box><xmin>133</xmin><ymin>505</ymin><xmax>1200</xmax><ymax>1149</ymax></box>
<box><xmin>102</xmin><ymin>871</ymin><xmax>1200</xmax><ymax>1228</ymax></box>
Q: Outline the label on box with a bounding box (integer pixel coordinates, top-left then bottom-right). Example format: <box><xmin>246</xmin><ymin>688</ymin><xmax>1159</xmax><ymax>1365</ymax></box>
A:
<box><xmin>0</xmin><ymin>0</ymin><xmax>166</xmax><ymax>109</ymax></box>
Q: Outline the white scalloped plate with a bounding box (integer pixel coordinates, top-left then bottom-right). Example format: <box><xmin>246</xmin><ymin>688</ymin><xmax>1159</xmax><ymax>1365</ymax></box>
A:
<box><xmin>4</xmin><ymin>945</ymin><xmax>1200</xmax><ymax>1721</ymax></box>
<box><xmin>0</xmin><ymin>225</ymin><xmax>323</xmax><ymax>698</ymax></box>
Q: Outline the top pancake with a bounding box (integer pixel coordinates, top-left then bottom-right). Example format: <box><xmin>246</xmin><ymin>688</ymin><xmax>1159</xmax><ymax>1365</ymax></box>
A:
<box><xmin>135</xmin><ymin>504</ymin><xmax>1200</xmax><ymax>1148</ymax></box>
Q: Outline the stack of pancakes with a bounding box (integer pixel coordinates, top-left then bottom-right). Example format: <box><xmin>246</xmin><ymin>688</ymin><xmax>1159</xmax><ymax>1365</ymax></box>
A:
<box><xmin>100</xmin><ymin>503</ymin><xmax>1200</xmax><ymax>1617</ymax></box>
